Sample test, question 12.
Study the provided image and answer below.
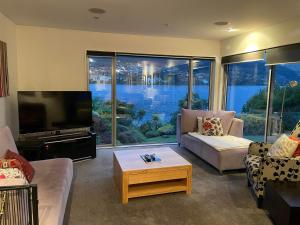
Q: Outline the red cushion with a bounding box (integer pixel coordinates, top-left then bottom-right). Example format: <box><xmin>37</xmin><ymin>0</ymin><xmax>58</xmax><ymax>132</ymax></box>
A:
<box><xmin>5</xmin><ymin>149</ymin><xmax>35</xmax><ymax>182</ymax></box>
<box><xmin>290</xmin><ymin>136</ymin><xmax>300</xmax><ymax>157</ymax></box>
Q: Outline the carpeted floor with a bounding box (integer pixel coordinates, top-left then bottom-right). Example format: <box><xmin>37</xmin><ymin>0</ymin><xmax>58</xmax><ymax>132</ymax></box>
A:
<box><xmin>67</xmin><ymin>145</ymin><xmax>273</xmax><ymax>225</ymax></box>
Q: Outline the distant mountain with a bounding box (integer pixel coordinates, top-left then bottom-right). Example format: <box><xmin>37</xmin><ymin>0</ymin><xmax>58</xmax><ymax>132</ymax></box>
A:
<box><xmin>90</xmin><ymin>58</ymin><xmax>300</xmax><ymax>86</ymax></box>
<box><xmin>227</xmin><ymin>62</ymin><xmax>300</xmax><ymax>86</ymax></box>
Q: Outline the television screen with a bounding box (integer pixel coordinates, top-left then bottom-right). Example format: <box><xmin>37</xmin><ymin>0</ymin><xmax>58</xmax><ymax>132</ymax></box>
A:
<box><xmin>18</xmin><ymin>91</ymin><xmax>92</xmax><ymax>134</ymax></box>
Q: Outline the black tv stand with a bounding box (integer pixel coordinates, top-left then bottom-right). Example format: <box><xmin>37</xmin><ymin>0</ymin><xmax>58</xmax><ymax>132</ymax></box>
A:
<box><xmin>17</xmin><ymin>131</ymin><xmax>96</xmax><ymax>161</ymax></box>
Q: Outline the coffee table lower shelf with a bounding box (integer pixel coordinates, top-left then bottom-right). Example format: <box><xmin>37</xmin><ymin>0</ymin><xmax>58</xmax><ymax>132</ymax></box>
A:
<box><xmin>128</xmin><ymin>179</ymin><xmax>187</xmax><ymax>199</ymax></box>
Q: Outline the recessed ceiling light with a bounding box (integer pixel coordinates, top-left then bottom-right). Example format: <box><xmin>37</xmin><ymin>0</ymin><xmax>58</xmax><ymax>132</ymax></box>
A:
<box><xmin>226</xmin><ymin>27</ymin><xmax>238</xmax><ymax>32</ymax></box>
<box><xmin>214</xmin><ymin>21</ymin><xmax>229</xmax><ymax>26</ymax></box>
<box><xmin>88</xmin><ymin>8</ymin><xmax>106</xmax><ymax>14</ymax></box>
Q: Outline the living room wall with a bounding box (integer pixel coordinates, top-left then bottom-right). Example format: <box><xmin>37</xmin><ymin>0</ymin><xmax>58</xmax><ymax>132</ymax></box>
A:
<box><xmin>16</xmin><ymin>25</ymin><xmax>222</xmax><ymax>110</ymax></box>
<box><xmin>221</xmin><ymin>17</ymin><xmax>300</xmax><ymax>56</ymax></box>
<box><xmin>0</xmin><ymin>12</ymin><xmax>18</xmax><ymax>136</ymax></box>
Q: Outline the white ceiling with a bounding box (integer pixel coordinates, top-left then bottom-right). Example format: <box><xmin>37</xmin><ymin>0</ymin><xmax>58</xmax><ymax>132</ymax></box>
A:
<box><xmin>0</xmin><ymin>0</ymin><xmax>300</xmax><ymax>40</ymax></box>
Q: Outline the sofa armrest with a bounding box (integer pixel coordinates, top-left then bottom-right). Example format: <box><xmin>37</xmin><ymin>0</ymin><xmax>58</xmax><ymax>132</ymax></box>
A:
<box><xmin>176</xmin><ymin>114</ymin><xmax>182</xmax><ymax>145</ymax></box>
<box><xmin>248</xmin><ymin>142</ymin><xmax>272</xmax><ymax>157</ymax></box>
<box><xmin>228</xmin><ymin>118</ymin><xmax>243</xmax><ymax>137</ymax></box>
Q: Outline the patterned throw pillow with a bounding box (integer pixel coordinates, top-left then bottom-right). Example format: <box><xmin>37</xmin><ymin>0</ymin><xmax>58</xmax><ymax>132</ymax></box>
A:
<box><xmin>5</xmin><ymin>150</ymin><xmax>35</xmax><ymax>182</ymax></box>
<box><xmin>291</xmin><ymin>120</ymin><xmax>300</xmax><ymax>139</ymax></box>
<box><xmin>0</xmin><ymin>168</ymin><xmax>27</xmax><ymax>180</ymax></box>
<box><xmin>268</xmin><ymin>134</ymin><xmax>299</xmax><ymax>157</ymax></box>
<box><xmin>202</xmin><ymin>117</ymin><xmax>224</xmax><ymax>136</ymax></box>
<box><xmin>197</xmin><ymin>117</ymin><xmax>203</xmax><ymax>134</ymax></box>
<box><xmin>0</xmin><ymin>159</ymin><xmax>23</xmax><ymax>171</ymax></box>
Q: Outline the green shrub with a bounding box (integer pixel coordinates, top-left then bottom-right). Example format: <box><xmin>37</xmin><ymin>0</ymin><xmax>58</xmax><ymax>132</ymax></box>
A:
<box><xmin>241</xmin><ymin>114</ymin><xmax>265</xmax><ymax>135</ymax></box>
<box><xmin>117</xmin><ymin>129</ymin><xmax>145</xmax><ymax>144</ymax></box>
<box><xmin>145</xmin><ymin>130</ymin><xmax>161</xmax><ymax>138</ymax></box>
<box><xmin>139</xmin><ymin>123</ymin><xmax>151</xmax><ymax>135</ymax></box>
<box><xmin>158</xmin><ymin>124</ymin><xmax>175</xmax><ymax>135</ymax></box>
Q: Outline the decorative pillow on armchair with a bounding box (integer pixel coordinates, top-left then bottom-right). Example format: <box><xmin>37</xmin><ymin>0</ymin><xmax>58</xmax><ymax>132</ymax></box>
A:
<box><xmin>268</xmin><ymin>134</ymin><xmax>298</xmax><ymax>157</ymax></box>
<box><xmin>202</xmin><ymin>117</ymin><xmax>224</xmax><ymax>136</ymax></box>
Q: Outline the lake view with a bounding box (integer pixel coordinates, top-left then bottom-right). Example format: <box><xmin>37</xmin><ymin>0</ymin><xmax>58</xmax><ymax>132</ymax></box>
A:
<box><xmin>89</xmin><ymin>84</ymin><xmax>265</xmax><ymax>122</ymax></box>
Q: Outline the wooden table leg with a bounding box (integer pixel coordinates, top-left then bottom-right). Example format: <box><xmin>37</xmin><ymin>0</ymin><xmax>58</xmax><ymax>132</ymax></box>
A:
<box><xmin>122</xmin><ymin>173</ymin><xmax>129</xmax><ymax>204</ymax></box>
<box><xmin>186</xmin><ymin>166</ymin><xmax>192</xmax><ymax>194</ymax></box>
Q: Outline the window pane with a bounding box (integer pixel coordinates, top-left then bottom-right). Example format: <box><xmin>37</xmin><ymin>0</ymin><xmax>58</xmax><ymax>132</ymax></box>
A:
<box><xmin>191</xmin><ymin>60</ymin><xmax>211</xmax><ymax>110</ymax></box>
<box><xmin>116</xmin><ymin>56</ymin><xmax>189</xmax><ymax>145</ymax></box>
<box><xmin>267</xmin><ymin>63</ymin><xmax>300</xmax><ymax>142</ymax></box>
<box><xmin>226</xmin><ymin>61</ymin><xmax>269</xmax><ymax>141</ymax></box>
<box><xmin>88</xmin><ymin>56</ymin><xmax>112</xmax><ymax>145</ymax></box>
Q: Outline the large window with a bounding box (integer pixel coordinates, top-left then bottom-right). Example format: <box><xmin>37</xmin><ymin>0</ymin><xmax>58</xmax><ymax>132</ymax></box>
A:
<box><xmin>267</xmin><ymin>63</ymin><xmax>300</xmax><ymax>142</ymax></box>
<box><xmin>226</xmin><ymin>60</ymin><xmax>269</xmax><ymax>141</ymax></box>
<box><xmin>88</xmin><ymin>56</ymin><xmax>113</xmax><ymax>145</ymax></box>
<box><xmin>88</xmin><ymin>53</ymin><xmax>214</xmax><ymax>145</ymax></box>
<box><xmin>115</xmin><ymin>56</ymin><xmax>189</xmax><ymax>145</ymax></box>
<box><xmin>192</xmin><ymin>60</ymin><xmax>211</xmax><ymax>110</ymax></box>
<box><xmin>224</xmin><ymin>44</ymin><xmax>300</xmax><ymax>142</ymax></box>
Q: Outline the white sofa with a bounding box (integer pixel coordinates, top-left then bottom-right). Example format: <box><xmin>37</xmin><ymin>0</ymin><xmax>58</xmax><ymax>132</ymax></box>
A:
<box><xmin>0</xmin><ymin>126</ymin><xmax>73</xmax><ymax>225</ymax></box>
<box><xmin>177</xmin><ymin>109</ymin><xmax>252</xmax><ymax>173</ymax></box>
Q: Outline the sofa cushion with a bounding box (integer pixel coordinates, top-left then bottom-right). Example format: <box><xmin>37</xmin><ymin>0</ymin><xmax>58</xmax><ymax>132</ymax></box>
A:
<box><xmin>291</xmin><ymin>120</ymin><xmax>300</xmax><ymax>139</ymax></box>
<box><xmin>30</xmin><ymin>158</ymin><xmax>73</xmax><ymax>225</ymax></box>
<box><xmin>202</xmin><ymin>117</ymin><xmax>224</xmax><ymax>136</ymax></box>
<box><xmin>0</xmin><ymin>126</ymin><xmax>18</xmax><ymax>158</ymax></box>
<box><xmin>181</xmin><ymin>109</ymin><xmax>213</xmax><ymax>134</ymax></box>
<box><xmin>5</xmin><ymin>150</ymin><xmax>35</xmax><ymax>183</ymax></box>
<box><xmin>188</xmin><ymin>132</ymin><xmax>252</xmax><ymax>151</ymax></box>
<box><xmin>214</xmin><ymin>111</ymin><xmax>235</xmax><ymax>135</ymax></box>
<box><xmin>268</xmin><ymin>134</ymin><xmax>298</xmax><ymax>157</ymax></box>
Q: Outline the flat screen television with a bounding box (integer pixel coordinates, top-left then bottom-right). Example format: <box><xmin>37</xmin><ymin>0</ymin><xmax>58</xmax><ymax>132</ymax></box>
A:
<box><xmin>18</xmin><ymin>91</ymin><xmax>92</xmax><ymax>134</ymax></box>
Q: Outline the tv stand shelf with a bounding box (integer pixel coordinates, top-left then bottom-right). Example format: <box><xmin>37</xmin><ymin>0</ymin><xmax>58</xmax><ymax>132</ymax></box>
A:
<box><xmin>17</xmin><ymin>132</ymin><xmax>96</xmax><ymax>161</ymax></box>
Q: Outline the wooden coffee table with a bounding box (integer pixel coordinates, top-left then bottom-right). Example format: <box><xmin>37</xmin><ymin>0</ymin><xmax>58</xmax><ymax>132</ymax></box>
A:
<box><xmin>113</xmin><ymin>147</ymin><xmax>192</xmax><ymax>204</ymax></box>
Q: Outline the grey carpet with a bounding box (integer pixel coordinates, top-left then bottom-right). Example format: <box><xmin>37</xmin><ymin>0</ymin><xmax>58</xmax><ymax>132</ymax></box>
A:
<box><xmin>67</xmin><ymin>145</ymin><xmax>273</xmax><ymax>225</ymax></box>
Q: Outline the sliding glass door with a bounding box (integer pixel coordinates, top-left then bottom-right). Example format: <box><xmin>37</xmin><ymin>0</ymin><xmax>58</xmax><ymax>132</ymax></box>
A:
<box><xmin>224</xmin><ymin>45</ymin><xmax>300</xmax><ymax>142</ymax></box>
<box><xmin>226</xmin><ymin>60</ymin><xmax>269</xmax><ymax>141</ymax></box>
<box><xmin>88</xmin><ymin>52</ymin><xmax>214</xmax><ymax>146</ymax></box>
<box><xmin>267</xmin><ymin>63</ymin><xmax>300</xmax><ymax>142</ymax></box>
